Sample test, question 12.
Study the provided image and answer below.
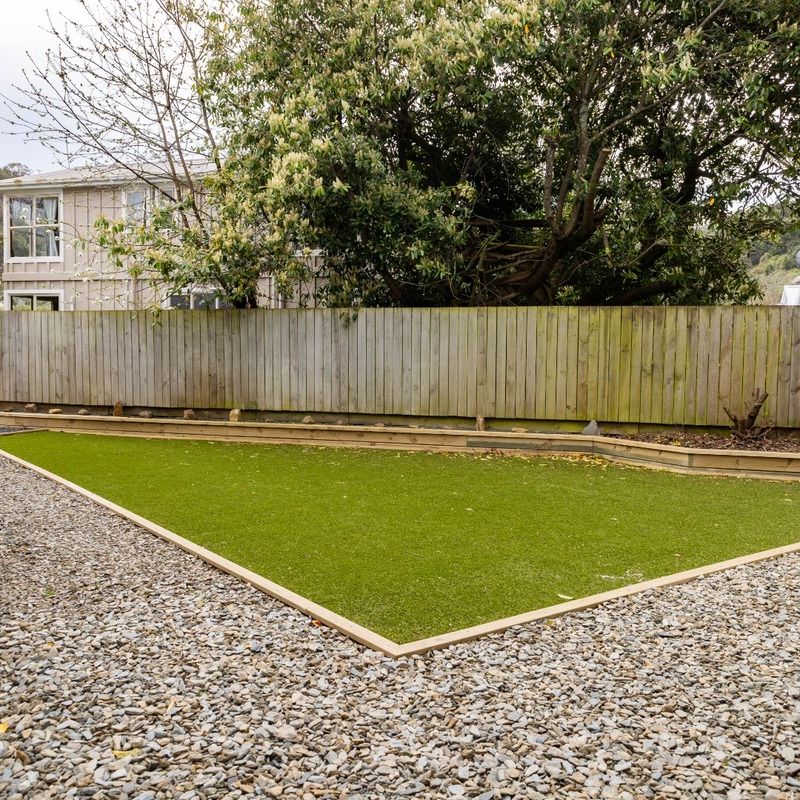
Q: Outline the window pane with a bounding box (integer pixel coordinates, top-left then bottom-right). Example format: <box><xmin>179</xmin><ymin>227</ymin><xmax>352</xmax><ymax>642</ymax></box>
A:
<box><xmin>125</xmin><ymin>190</ymin><xmax>147</xmax><ymax>224</ymax></box>
<box><xmin>35</xmin><ymin>197</ymin><xmax>59</xmax><ymax>225</ymax></box>
<box><xmin>11</xmin><ymin>295</ymin><xmax>33</xmax><ymax>311</ymax></box>
<box><xmin>10</xmin><ymin>228</ymin><xmax>32</xmax><ymax>258</ymax></box>
<box><xmin>192</xmin><ymin>292</ymin><xmax>217</xmax><ymax>310</ymax></box>
<box><xmin>166</xmin><ymin>294</ymin><xmax>190</xmax><ymax>309</ymax></box>
<box><xmin>35</xmin><ymin>226</ymin><xmax>61</xmax><ymax>258</ymax></box>
<box><xmin>34</xmin><ymin>296</ymin><xmax>59</xmax><ymax>311</ymax></box>
<box><xmin>156</xmin><ymin>186</ymin><xmax>176</xmax><ymax>205</ymax></box>
<box><xmin>9</xmin><ymin>197</ymin><xmax>32</xmax><ymax>227</ymax></box>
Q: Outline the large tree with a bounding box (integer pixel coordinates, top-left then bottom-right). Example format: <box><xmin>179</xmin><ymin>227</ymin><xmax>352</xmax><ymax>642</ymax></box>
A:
<box><xmin>0</xmin><ymin>163</ymin><xmax>30</xmax><ymax>181</ymax></box>
<box><xmin>209</xmin><ymin>0</ymin><xmax>800</xmax><ymax>306</ymax></box>
<box><xmin>6</xmin><ymin>0</ymin><xmax>264</xmax><ymax>307</ymax></box>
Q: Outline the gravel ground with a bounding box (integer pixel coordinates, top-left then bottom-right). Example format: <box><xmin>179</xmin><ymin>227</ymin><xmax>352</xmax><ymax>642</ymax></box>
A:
<box><xmin>1</xmin><ymin>456</ymin><xmax>799</xmax><ymax>800</ymax></box>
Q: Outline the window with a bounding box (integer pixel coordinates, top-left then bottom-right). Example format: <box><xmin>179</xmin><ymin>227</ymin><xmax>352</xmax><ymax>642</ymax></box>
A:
<box><xmin>192</xmin><ymin>291</ymin><xmax>222</xmax><ymax>310</ymax></box>
<box><xmin>165</xmin><ymin>293</ymin><xmax>190</xmax><ymax>310</ymax></box>
<box><xmin>124</xmin><ymin>186</ymin><xmax>175</xmax><ymax>225</ymax></box>
<box><xmin>165</xmin><ymin>289</ymin><xmax>232</xmax><ymax>310</ymax></box>
<box><xmin>124</xmin><ymin>189</ymin><xmax>148</xmax><ymax>225</ymax></box>
<box><xmin>9</xmin><ymin>293</ymin><xmax>60</xmax><ymax>311</ymax></box>
<box><xmin>7</xmin><ymin>196</ymin><xmax>61</xmax><ymax>260</ymax></box>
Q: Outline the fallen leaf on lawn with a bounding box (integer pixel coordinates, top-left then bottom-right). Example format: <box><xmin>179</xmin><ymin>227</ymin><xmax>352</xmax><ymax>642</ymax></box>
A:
<box><xmin>556</xmin><ymin>594</ymin><xmax>574</xmax><ymax>600</ymax></box>
<box><xmin>0</xmin><ymin>721</ymin><xmax>8</xmax><ymax>735</ymax></box>
<box><xmin>112</xmin><ymin>748</ymin><xmax>141</xmax><ymax>760</ymax></box>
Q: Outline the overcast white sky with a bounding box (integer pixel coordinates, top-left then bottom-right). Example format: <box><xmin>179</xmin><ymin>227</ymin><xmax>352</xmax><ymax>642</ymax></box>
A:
<box><xmin>0</xmin><ymin>1</ymin><xmax>85</xmax><ymax>172</ymax></box>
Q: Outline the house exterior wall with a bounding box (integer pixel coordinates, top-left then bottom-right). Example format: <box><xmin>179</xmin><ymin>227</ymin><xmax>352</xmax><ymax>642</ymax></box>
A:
<box><xmin>2</xmin><ymin>186</ymin><xmax>155</xmax><ymax>310</ymax></box>
<box><xmin>1</xmin><ymin>184</ymin><xmax>325</xmax><ymax>310</ymax></box>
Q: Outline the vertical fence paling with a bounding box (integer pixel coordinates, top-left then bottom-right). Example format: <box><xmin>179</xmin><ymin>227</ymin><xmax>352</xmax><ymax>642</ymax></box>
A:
<box><xmin>0</xmin><ymin>306</ymin><xmax>798</xmax><ymax>427</ymax></box>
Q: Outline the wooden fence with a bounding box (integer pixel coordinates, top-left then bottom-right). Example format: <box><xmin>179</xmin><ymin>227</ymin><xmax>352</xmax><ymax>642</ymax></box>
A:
<box><xmin>1</xmin><ymin>306</ymin><xmax>798</xmax><ymax>427</ymax></box>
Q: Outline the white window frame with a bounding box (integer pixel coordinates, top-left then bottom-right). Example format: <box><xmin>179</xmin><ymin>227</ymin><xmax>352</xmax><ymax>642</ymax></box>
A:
<box><xmin>123</xmin><ymin>188</ymin><xmax>149</xmax><ymax>225</ymax></box>
<box><xmin>162</xmin><ymin>287</ymin><xmax>231</xmax><ymax>310</ymax></box>
<box><xmin>123</xmin><ymin>184</ymin><xmax>177</xmax><ymax>225</ymax></box>
<box><xmin>4</xmin><ymin>288</ymin><xmax>65</xmax><ymax>312</ymax></box>
<box><xmin>3</xmin><ymin>191</ymin><xmax>65</xmax><ymax>265</ymax></box>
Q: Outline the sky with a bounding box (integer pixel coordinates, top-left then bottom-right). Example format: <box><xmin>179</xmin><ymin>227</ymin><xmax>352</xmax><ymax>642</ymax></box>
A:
<box><xmin>0</xmin><ymin>1</ymin><xmax>86</xmax><ymax>172</ymax></box>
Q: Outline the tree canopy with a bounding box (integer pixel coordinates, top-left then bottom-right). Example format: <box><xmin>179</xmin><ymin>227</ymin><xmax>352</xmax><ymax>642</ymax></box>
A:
<box><xmin>0</xmin><ymin>163</ymin><xmax>30</xmax><ymax>180</ymax></box>
<box><xmin>208</xmin><ymin>0</ymin><xmax>800</xmax><ymax>306</ymax></box>
<box><xmin>6</xmin><ymin>1</ymin><xmax>266</xmax><ymax>308</ymax></box>
<box><xmin>9</xmin><ymin>0</ymin><xmax>800</xmax><ymax>307</ymax></box>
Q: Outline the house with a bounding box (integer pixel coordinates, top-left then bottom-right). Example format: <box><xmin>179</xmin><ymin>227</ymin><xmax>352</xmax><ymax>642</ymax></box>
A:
<box><xmin>780</xmin><ymin>281</ymin><xmax>800</xmax><ymax>306</ymax></box>
<box><xmin>0</xmin><ymin>164</ymin><xmax>320</xmax><ymax>311</ymax></box>
<box><xmin>780</xmin><ymin>256</ymin><xmax>800</xmax><ymax>306</ymax></box>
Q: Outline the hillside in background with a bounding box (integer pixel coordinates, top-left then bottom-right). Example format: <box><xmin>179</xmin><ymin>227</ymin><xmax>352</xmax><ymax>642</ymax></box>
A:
<box><xmin>748</xmin><ymin>228</ymin><xmax>800</xmax><ymax>304</ymax></box>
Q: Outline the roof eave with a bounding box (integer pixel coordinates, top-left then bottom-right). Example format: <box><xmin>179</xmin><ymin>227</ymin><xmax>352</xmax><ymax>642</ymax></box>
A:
<box><xmin>0</xmin><ymin>172</ymin><xmax>207</xmax><ymax>192</ymax></box>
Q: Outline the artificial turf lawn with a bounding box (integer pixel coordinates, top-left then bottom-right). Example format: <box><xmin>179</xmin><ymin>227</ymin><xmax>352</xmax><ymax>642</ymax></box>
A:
<box><xmin>3</xmin><ymin>431</ymin><xmax>799</xmax><ymax>642</ymax></box>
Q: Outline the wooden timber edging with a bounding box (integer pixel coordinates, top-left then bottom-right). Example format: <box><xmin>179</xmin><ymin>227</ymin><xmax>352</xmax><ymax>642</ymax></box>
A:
<box><xmin>2</xmin><ymin>444</ymin><xmax>800</xmax><ymax>658</ymax></box>
<box><xmin>2</xmin><ymin>411</ymin><xmax>800</xmax><ymax>480</ymax></box>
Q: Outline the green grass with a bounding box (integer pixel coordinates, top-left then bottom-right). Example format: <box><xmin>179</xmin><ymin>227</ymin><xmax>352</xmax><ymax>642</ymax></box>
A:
<box><xmin>3</xmin><ymin>431</ymin><xmax>798</xmax><ymax>642</ymax></box>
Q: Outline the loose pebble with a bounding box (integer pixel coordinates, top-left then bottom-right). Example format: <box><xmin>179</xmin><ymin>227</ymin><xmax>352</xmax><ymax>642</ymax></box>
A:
<box><xmin>1</xmin><ymin>457</ymin><xmax>799</xmax><ymax>798</ymax></box>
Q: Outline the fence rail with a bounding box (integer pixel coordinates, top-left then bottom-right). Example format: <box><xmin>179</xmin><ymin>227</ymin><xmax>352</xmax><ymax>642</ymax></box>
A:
<box><xmin>1</xmin><ymin>306</ymin><xmax>798</xmax><ymax>427</ymax></box>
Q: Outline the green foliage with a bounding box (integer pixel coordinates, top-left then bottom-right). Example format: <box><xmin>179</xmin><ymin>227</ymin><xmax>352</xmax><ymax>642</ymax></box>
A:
<box><xmin>747</xmin><ymin>222</ymin><xmax>800</xmax><ymax>301</ymax></box>
<box><xmin>0</xmin><ymin>163</ymin><xmax>29</xmax><ymax>180</ymax></box>
<box><xmin>205</xmin><ymin>0</ymin><xmax>800</xmax><ymax>306</ymax></box>
<box><xmin>4</xmin><ymin>432</ymin><xmax>799</xmax><ymax>642</ymax></box>
<box><xmin>94</xmin><ymin>188</ymin><xmax>267</xmax><ymax>309</ymax></box>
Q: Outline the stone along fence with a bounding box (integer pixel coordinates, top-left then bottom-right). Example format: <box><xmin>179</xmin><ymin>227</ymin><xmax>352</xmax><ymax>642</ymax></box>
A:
<box><xmin>1</xmin><ymin>306</ymin><xmax>798</xmax><ymax>427</ymax></box>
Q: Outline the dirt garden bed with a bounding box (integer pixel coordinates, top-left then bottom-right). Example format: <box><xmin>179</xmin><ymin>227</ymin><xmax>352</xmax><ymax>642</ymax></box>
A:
<box><xmin>625</xmin><ymin>431</ymin><xmax>800</xmax><ymax>452</ymax></box>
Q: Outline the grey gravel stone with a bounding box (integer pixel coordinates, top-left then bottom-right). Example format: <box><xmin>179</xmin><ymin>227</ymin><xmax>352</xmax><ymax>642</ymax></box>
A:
<box><xmin>1</xmin><ymin>455</ymin><xmax>799</xmax><ymax>799</ymax></box>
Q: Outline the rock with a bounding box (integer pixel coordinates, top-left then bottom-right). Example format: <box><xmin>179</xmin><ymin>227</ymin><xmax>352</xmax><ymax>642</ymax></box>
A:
<box><xmin>273</xmin><ymin>725</ymin><xmax>299</xmax><ymax>742</ymax></box>
<box><xmin>229</xmin><ymin>408</ymin><xmax>242</xmax><ymax>423</ymax></box>
<box><xmin>183</xmin><ymin>409</ymin><xmax>196</xmax><ymax>420</ymax></box>
<box><xmin>113</xmin><ymin>401</ymin><xmax>124</xmax><ymax>417</ymax></box>
<box><xmin>48</xmin><ymin>408</ymin><xmax>64</xmax><ymax>415</ymax></box>
<box><xmin>476</xmin><ymin>415</ymin><xmax>487</xmax><ymax>432</ymax></box>
<box><xmin>77</xmin><ymin>408</ymin><xmax>91</xmax><ymax>416</ymax></box>
<box><xmin>582</xmin><ymin>419</ymin><xmax>600</xmax><ymax>436</ymax></box>
<box><xmin>511</xmin><ymin>427</ymin><xmax>527</xmax><ymax>433</ymax></box>
<box><xmin>24</xmin><ymin>403</ymin><xmax>38</xmax><ymax>412</ymax></box>
<box><xmin>139</xmin><ymin>410</ymin><xmax>154</xmax><ymax>419</ymax></box>
<box><xmin>2</xmin><ymin>454</ymin><xmax>799</xmax><ymax>800</ymax></box>
<box><xmin>302</xmin><ymin>415</ymin><xmax>314</xmax><ymax>424</ymax></box>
